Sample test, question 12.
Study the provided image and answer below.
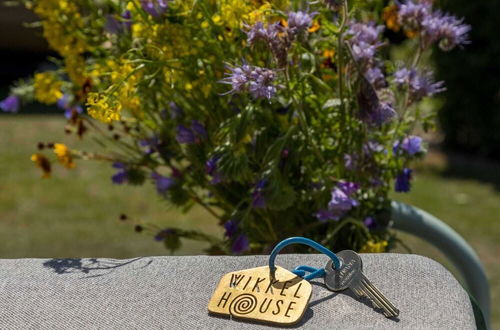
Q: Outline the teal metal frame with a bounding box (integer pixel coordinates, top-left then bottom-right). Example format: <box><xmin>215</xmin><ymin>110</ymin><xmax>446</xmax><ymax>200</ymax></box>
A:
<box><xmin>391</xmin><ymin>201</ymin><xmax>491</xmax><ymax>327</ymax></box>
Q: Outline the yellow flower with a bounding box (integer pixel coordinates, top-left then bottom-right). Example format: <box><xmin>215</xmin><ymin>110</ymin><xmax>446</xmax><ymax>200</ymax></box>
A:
<box><xmin>65</xmin><ymin>55</ymin><xmax>87</xmax><ymax>86</ymax></box>
<box><xmin>34</xmin><ymin>0</ymin><xmax>87</xmax><ymax>56</ymax></box>
<box><xmin>383</xmin><ymin>5</ymin><xmax>401</xmax><ymax>32</ymax></box>
<box><xmin>31</xmin><ymin>153</ymin><xmax>51</xmax><ymax>178</ymax></box>
<box><xmin>323</xmin><ymin>49</ymin><xmax>336</xmax><ymax>59</ymax></box>
<box><xmin>53</xmin><ymin>143</ymin><xmax>76</xmax><ymax>169</ymax></box>
<box><xmin>34</xmin><ymin>72</ymin><xmax>63</xmax><ymax>105</ymax></box>
<box><xmin>309</xmin><ymin>20</ymin><xmax>321</xmax><ymax>33</ymax></box>
<box><xmin>86</xmin><ymin>92</ymin><xmax>122</xmax><ymax>123</ymax></box>
<box><xmin>359</xmin><ymin>240</ymin><xmax>388</xmax><ymax>253</ymax></box>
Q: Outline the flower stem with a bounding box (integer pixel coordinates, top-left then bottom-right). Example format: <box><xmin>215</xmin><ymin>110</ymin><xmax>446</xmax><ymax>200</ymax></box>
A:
<box><xmin>337</xmin><ymin>1</ymin><xmax>349</xmax><ymax>125</ymax></box>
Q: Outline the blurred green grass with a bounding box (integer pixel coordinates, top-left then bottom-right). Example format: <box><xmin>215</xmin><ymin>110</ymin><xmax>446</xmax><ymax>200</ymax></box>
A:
<box><xmin>1</xmin><ymin>115</ymin><xmax>498</xmax><ymax>327</ymax></box>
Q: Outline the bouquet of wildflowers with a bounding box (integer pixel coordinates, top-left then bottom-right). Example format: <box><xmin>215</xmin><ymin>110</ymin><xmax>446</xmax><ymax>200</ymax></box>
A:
<box><xmin>3</xmin><ymin>0</ymin><xmax>469</xmax><ymax>254</ymax></box>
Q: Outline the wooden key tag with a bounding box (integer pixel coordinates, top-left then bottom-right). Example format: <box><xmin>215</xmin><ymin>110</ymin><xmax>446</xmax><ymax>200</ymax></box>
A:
<box><xmin>208</xmin><ymin>266</ymin><xmax>312</xmax><ymax>326</ymax></box>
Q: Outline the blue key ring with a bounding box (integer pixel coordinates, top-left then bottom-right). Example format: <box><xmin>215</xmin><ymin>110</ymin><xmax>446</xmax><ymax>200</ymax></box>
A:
<box><xmin>268</xmin><ymin>237</ymin><xmax>342</xmax><ymax>280</ymax></box>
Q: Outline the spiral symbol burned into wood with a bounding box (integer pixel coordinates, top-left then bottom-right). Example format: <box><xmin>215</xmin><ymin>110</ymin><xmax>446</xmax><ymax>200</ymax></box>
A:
<box><xmin>229</xmin><ymin>293</ymin><xmax>257</xmax><ymax>315</ymax></box>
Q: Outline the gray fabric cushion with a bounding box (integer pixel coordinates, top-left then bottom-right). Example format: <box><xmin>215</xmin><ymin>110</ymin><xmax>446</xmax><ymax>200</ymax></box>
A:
<box><xmin>0</xmin><ymin>254</ymin><xmax>474</xmax><ymax>329</ymax></box>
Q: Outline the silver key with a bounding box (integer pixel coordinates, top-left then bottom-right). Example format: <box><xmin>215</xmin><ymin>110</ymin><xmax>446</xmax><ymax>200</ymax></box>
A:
<box><xmin>324</xmin><ymin>250</ymin><xmax>399</xmax><ymax>318</ymax></box>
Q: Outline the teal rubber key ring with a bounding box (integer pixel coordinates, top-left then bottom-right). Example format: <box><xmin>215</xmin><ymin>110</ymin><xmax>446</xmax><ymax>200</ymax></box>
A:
<box><xmin>268</xmin><ymin>237</ymin><xmax>342</xmax><ymax>280</ymax></box>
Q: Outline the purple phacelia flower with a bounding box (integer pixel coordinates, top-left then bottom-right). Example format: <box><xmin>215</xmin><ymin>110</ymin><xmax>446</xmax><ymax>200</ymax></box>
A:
<box><xmin>139</xmin><ymin>135</ymin><xmax>160</xmax><ymax>155</ymax></box>
<box><xmin>397</xmin><ymin>1</ymin><xmax>470</xmax><ymax>51</ymax></box>
<box><xmin>232</xmin><ymin>234</ymin><xmax>250</xmax><ymax>254</ymax></box>
<box><xmin>251</xmin><ymin>179</ymin><xmax>267</xmax><ymax>209</ymax></box>
<box><xmin>191</xmin><ymin>120</ymin><xmax>207</xmax><ymax>139</ymax></box>
<box><xmin>287</xmin><ymin>11</ymin><xmax>316</xmax><ymax>34</ymax></box>
<box><xmin>151</xmin><ymin>172</ymin><xmax>175</xmax><ymax>194</ymax></box>
<box><xmin>434</xmin><ymin>14</ymin><xmax>470</xmax><ymax>51</ymax></box>
<box><xmin>365</xmin><ymin>67</ymin><xmax>386</xmax><ymax>89</ymax></box>
<box><xmin>64</xmin><ymin>106</ymin><xmax>83</xmax><ymax>119</ymax></box>
<box><xmin>140</xmin><ymin>0</ymin><xmax>168</xmax><ymax>18</ymax></box>
<box><xmin>205</xmin><ymin>156</ymin><xmax>222</xmax><ymax>184</ymax></box>
<box><xmin>105</xmin><ymin>10</ymin><xmax>132</xmax><ymax>34</ymax></box>
<box><xmin>224</xmin><ymin>220</ymin><xmax>238</xmax><ymax>238</ymax></box>
<box><xmin>57</xmin><ymin>95</ymin><xmax>83</xmax><ymax>119</ymax></box>
<box><xmin>394</xmin><ymin>136</ymin><xmax>423</xmax><ymax>156</ymax></box>
<box><xmin>246</xmin><ymin>22</ymin><xmax>291</xmax><ymax>67</ymax></box>
<box><xmin>246</xmin><ymin>22</ymin><xmax>283</xmax><ymax>46</ymax></box>
<box><xmin>371</xmin><ymin>103</ymin><xmax>396</xmax><ymax>125</ymax></box>
<box><xmin>0</xmin><ymin>95</ymin><xmax>20</xmax><ymax>113</ymax></box>
<box><xmin>395</xmin><ymin>168</ymin><xmax>413</xmax><ymax>192</ymax></box>
<box><xmin>364</xmin><ymin>216</ymin><xmax>377</xmax><ymax>229</ymax></box>
<box><xmin>358</xmin><ymin>76</ymin><xmax>396</xmax><ymax>126</ymax></box>
<box><xmin>394</xmin><ymin>68</ymin><xmax>445</xmax><ymax>103</ymax></box>
<box><xmin>111</xmin><ymin>162</ymin><xmax>128</xmax><ymax>184</ymax></box>
<box><xmin>176</xmin><ymin>125</ymin><xmax>195</xmax><ymax>144</ymax></box>
<box><xmin>347</xmin><ymin>21</ymin><xmax>384</xmax><ymax>62</ymax></box>
<box><xmin>397</xmin><ymin>0</ymin><xmax>432</xmax><ymax>32</ymax></box>
<box><xmin>221</xmin><ymin>64</ymin><xmax>279</xmax><ymax>100</ymax></box>
<box><xmin>176</xmin><ymin>121</ymin><xmax>206</xmax><ymax>145</ymax></box>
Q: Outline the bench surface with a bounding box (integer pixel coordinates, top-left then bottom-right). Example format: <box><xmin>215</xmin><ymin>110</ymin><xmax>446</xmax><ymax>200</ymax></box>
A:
<box><xmin>0</xmin><ymin>254</ymin><xmax>475</xmax><ymax>329</ymax></box>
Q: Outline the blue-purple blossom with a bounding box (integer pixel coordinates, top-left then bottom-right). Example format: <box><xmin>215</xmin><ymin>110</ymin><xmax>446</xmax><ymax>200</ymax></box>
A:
<box><xmin>221</xmin><ymin>64</ymin><xmax>279</xmax><ymax>100</ymax></box>
<box><xmin>0</xmin><ymin>95</ymin><xmax>20</xmax><ymax>113</ymax></box>
<box><xmin>395</xmin><ymin>168</ymin><xmax>413</xmax><ymax>192</ymax></box>
<box><xmin>328</xmin><ymin>187</ymin><xmax>359</xmax><ymax>212</ymax></box>
<box><xmin>151</xmin><ymin>172</ymin><xmax>175</xmax><ymax>194</ymax></box>
<box><xmin>364</xmin><ymin>216</ymin><xmax>377</xmax><ymax>229</ymax></box>
<box><xmin>397</xmin><ymin>1</ymin><xmax>470</xmax><ymax>51</ymax></box>
<box><xmin>140</xmin><ymin>0</ymin><xmax>168</xmax><ymax>18</ymax></box>
<box><xmin>365</xmin><ymin>67</ymin><xmax>386</xmax><ymax>89</ymax></box>
<box><xmin>434</xmin><ymin>14</ymin><xmax>470</xmax><ymax>51</ymax></box>
<box><xmin>246</xmin><ymin>22</ymin><xmax>283</xmax><ymax>46</ymax></box>
<box><xmin>105</xmin><ymin>10</ymin><xmax>132</xmax><ymax>34</ymax></box>
<box><xmin>111</xmin><ymin>162</ymin><xmax>128</xmax><ymax>184</ymax></box>
<box><xmin>393</xmin><ymin>136</ymin><xmax>423</xmax><ymax>155</ymax></box>
<box><xmin>139</xmin><ymin>135</ymin><xmax>160</xmax><ymax>155</ymax></box>
<box><xmin>176</xmin><ymin>125</ymin><xmax>195</xmax><ymax>144</ymax></box>
<box><xmin>154</xmin><ymin>228</ymin><xmax>175</xmax><ymax>241</ymax></box>
<box><xmin>232</xmin><ymin>234</ymin><xmax>250</xmax><ymax>254</ymax></box>
<box><xmin>393</xmin><ymin>67</ymin><xmax>445</xmax><ymax>103</ymax></box>
<box><xmin>287</xmin><ymin>11</ymin><xmax>316</xmax><ymax>34</ymax></box>
<box><xmin>224</xmin><ymin>220</ymin><xmax>238</xmax><ymax>238</ymax></box>
<box><xmin>347</xmin><ymin>21</ymin><xmax>384</xmax><ymax>62</ymax></box>
<box><xmin>175</xmin><ymin>121</ymin><xmax>206</xmax><ymax>145</ymax></box>
<box><xmin>337</xmin><ymin>181</ymin><xmax>360</xmax><ymax>195</ymax></box>
<box><xmin>251</xmin><ymin>179</ymin><xmax>267</xmax><ymax>209</ymax></box>
<box><xmin>205</xmin><ymin>156</ymin><xmax>222</xmax><ymax>184</ymax></box>
<box><xmin>371</xmin><ymin>103</ymin><xmax>396</xmax><ymax>125</ymax></box>
<box><xmin>397</xmin><ymin>0</ymin><xmax>432</xmax><ymax>32</ymax></box>
<box><xmin>316</xmin><ymin>181</ymin><xmax>359</xmax><ymax>221</ymax></box>
<box><xmin>191</xmin><ymin>120</ymin><xmax>207</xmax><ymax>139</ymax></box>
<box><xmin>64</xmin><ymin>106</ymin><xmax>83</xmax><ymax>119</ymax></box>
<box><xmin>246</xmin><ymin>22</ymin><xmax>290</xmax><ymax>67</ymax></box>
<box><xmin>57</xmin><ymin>95</ymin><xmax>83</xmax><ymax>119</ymax></box>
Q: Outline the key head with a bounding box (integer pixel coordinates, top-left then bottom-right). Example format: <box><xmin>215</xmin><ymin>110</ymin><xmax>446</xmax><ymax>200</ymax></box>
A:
<box><xmin>324</xmin><ymin>250</ymin><xmax>362</xmax><ymax>291</ymax></box>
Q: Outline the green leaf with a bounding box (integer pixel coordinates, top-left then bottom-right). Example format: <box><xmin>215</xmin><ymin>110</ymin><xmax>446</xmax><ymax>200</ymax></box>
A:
<box><xmin>323</xmin><ymin>98</ymin><xmax>342</xmax><ymax>110</ymax></box>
